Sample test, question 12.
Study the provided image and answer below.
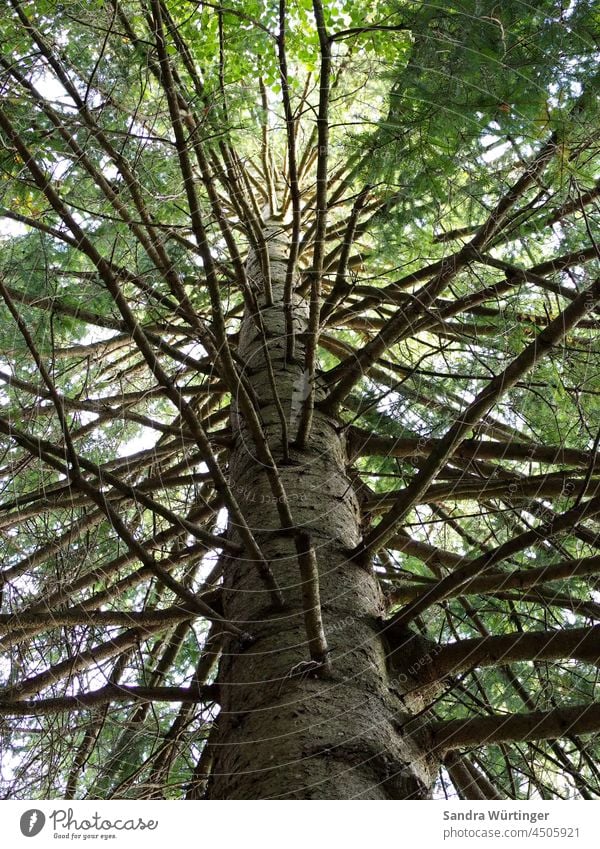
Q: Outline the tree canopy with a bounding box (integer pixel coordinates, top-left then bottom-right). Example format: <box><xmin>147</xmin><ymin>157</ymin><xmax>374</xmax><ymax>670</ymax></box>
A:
<box><xmin>0</xmin><ymin>0</ymin><xmax>599</xmax><ymax>800</ymax></box>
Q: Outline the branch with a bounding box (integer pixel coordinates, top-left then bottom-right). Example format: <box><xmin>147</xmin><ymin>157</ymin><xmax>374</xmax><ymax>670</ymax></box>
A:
<box><xmin>329</xmin><ymin>23</ymin><xmax>409</xmax><ymax>42</ymax></box>
<box><xmin>0</xmin><ymin>604</ymin><xmax>199</xmax><ymax>634</ymax></box>
<box><xmin>320</xmin><ymin>186</ymin><xmax>371</xmax><ymax>324</ymax></box>
<box><xmin>321</xmin><ymin>247</ymin><xmax>473</xmax><ymax>410</ymax></box>
<box><xmin>348</xmin><ymin>427</ymin><xmax>600</xmax><ymax>469</ymax></box>
<box><xmin>388</xmin><ymin>553</ymin><xmax>600</xmax><ymax>605</ymax></box>
<box><xmin>0</xmin><ymin>101</ymin><xmax>283</xmax><ymax>604</ymax></box>
<box><xmin>0</xmin><ymin>683</ymin><xmax>218</xmax><ymax>715</ymax></box>
<box><xmin>444</xmin><ymin>751</ymin><xmax>503</xmax><ymax>799</ymax></box>
<box><xmin>454</xmin><ymin>553</ymin><xmax>600</xmax><ymax>597</ymax></box>
<box><xmin>0</xmin><ymin>414</ymin><xmax>237</xmax><ymax>554</ymax></box>
<box><xmin>431</xmin><ymin>702</ymin><xmax>600</xmax><ymax>752</ymax></box>
<box><xmin>366</xmin><ymin>473</ymin><xmax>600</xmax><ymax>511</ymax></box>
<box><xmin>296</xmin><ymin>531</ymin><xmax>332</xmax><ymax>674</ymax></box>
<box><xmin>434</xmin><ymin>625</ymin><xmax>600</xmax><ymax>680</ymax></box>
<box><xmin>277</xmin><ymin>0</ymin><xmax>302</xmax><ymax>361</ymax></box>
<box><xmin>1</xmin><ymin>539</ymin><xmax>220</xmax><ymax>653</ymax></box>
<box><xmin>394</xmin><ymin>491</ymin><xmax>600</xmax><ymax>627</ymax></box>
<box><xmin>357</xmin><ymin>273</ymin><xmax>600</xmax><ymax>559</ymax></box>
<box><xmin>294</xmin><ymin>0</ymin><xmax>331</xmax><ymax>448</ymax></box>
<box><xmin>1</xmin><ymin>627</ymin><xmax>148</xmax><ymax>701</ymax></box>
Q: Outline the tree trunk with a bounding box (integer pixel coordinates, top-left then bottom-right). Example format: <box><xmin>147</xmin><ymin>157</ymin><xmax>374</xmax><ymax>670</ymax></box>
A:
<box><xmin>204</xmin><ymin>224</ymin><xmax>438</xmax><ymax>799</ymax></box>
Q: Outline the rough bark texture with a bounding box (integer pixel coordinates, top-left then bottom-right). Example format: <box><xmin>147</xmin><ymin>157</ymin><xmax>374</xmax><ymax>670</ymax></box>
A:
<box><xmin>205</xmin><ymin>225</ymin><xmax>438</xmax><ymax>799</ymax></box>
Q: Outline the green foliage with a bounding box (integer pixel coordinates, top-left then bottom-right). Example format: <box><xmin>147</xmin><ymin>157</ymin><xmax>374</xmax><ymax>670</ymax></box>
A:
<box><xmin>0</xmin><ymin>0</ymin><xmax>598</xmax><ymax>802</ymax></box>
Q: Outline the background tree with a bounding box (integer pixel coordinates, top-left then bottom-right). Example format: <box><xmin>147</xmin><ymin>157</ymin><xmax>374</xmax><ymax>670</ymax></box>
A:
<box><xmin>0</xmin><ymin>0</ymin><xmax>599</xmax><ymax>800</ymax></box>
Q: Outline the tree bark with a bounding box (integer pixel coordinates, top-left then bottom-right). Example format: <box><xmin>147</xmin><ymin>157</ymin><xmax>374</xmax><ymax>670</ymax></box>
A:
<box><xmin>205</xmin><ymin>224</ymin><xmax>438</xmax><ymax>799</ymax></box>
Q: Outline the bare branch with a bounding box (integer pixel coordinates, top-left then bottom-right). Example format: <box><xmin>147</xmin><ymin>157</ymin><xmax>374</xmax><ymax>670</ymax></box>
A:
<box><xmin>432</xmin><ymin>702</ymin><xmax>600</xmax><ymax>752</ymax></box>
